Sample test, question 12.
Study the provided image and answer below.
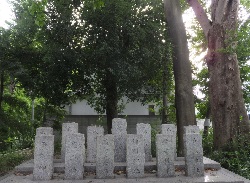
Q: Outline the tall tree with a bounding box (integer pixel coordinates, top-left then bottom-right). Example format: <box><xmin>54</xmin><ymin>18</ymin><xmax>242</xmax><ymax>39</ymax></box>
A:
<box><xmin>187</xmin><ymin>0</ymin><xmax>250</xmax><ymax>149</ymax></box>
<box><xmin>163</xmin><ymin>0</ymin><xmax>196</xmax><ymax>155</ymax></box>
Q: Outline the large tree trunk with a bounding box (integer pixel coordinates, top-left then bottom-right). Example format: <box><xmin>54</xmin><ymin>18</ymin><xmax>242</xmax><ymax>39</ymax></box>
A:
<box><xmin>187</xmin><ymin>0</ymin><xmax>250</xmax><ymax>149</ymax></box>
<box><xmin>163</xmin><ymin>0</ymin><xmax>196</xmax><ymax>156</ymax></box>
<box><xmin>105</xmin><ymin>70</ymin><xmax>118</xmax><ymax>134</ymax></box>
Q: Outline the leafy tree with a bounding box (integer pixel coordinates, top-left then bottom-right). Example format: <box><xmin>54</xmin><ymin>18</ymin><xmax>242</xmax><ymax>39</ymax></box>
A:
<box><xmin>187</xmin><ymin>0</ymin><xmax>250</xmax><ymax>149</ymax></box>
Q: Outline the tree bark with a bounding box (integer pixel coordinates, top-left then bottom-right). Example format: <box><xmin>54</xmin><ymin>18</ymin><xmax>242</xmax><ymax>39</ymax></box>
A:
<box><xmin>187</xmin><ymin>0</ymin><xmax>250</xmax><ymax>149</ymax></box>
<box><xmin>105</xmin><ymin>70</ymin><xmax>118</xmax><ymax>134</ymax></box>
<box><xmin>162</xmin><ymin>60</ymin><xmax>168</xmax><ymax>124</ymax></box>
<box><xmin>163</xmin><ymin>0</ymin><xmax>196</xmax><ymax>156</ymax></box>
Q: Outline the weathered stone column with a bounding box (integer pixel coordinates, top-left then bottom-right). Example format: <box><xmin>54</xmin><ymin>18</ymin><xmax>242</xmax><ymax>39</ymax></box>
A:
<box><xmin>64</xmin><ymin>133</ymin><xmax>85</xmax><ymax>180</ymax></box>
<box><xmin>61</xmin><ymin>122</ymin><xmax>78</xmax><ymax>161</ymax></box>
<box><xmin>136</xmin><ymin>123</ymin><xmax>152</xmax><ymax>162</ymax></box>
<box><xmin>126</xmin><ymin>134</ymin><xmax>145</xmax><ymax>178</ymax></box>
<box><xmin>86</xmin><ymin>126</ymin><xmax>104</xmax><ymax>163</ymax></box>
<box><xmin>184</xmin><ymin>125</ymin><xmax>204</xmax><ymax>177</ymax></box>
<box><xmin>112</xmin><ymin>118</ymin><xmax>127</xmax><ymax>162</ymax></box>
<box><xmin>156</xmin><ymin>134</ymin><xmax>175</xmax><ymax>177</ymax></box>
<box><xmin>96</xmin><ymin>134</ymin><xmax>114</xmax><ymax>179</ymax></box>
<box><xmin>33</xmin><ymin>134</ymin><xmax>54</xmax><ymax>180</ymax></box>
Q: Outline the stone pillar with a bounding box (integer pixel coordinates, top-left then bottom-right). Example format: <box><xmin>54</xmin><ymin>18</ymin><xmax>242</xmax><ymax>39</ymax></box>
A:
<box><xmin>86</xmin><ymin>126</ymin><xmax>104</xmax><ymax>163</ymax></box>
<box><xmin>161</xmin><ymin>124</ymin><xmax>177</xmax><ymax>159</ymax></box>
<box><xmin>36</xmin><ymin>127</ymin><xmax>53</xmax><ymax>136</ymax></box>
<box><xmin>64</xmin><ymin>133</ymin><xmax>85</xmax><ymax>180</ymax></box>
<box><xmin>126</xmin><ymin>134</ymin><xmax>145</xmax><ymax>178</ymax></box>
<box><xmin>61</xmin><ymin>122</ymin><xmax>78</xmax><ymax>161</ymax></box>
<box><xmin>156</xmin><ymin>134</ymin><xmax>175</xmax><ymax>177</ymax></box>
<box><xmin>184</xmin><ymin>125</ymin><xmax>200</xmax><ymax>134</ymax></box>
<box><xmin>33</xmin><ymin>135</ymin><xmax>54</xmax><ymax>180</ymax></box>
<box><xmin>136</xmin><ymin>123</ymin><xmax>152</xmax><ymax>162</ymax></box>
<box><xmin>112</xmin><ymin>118</ymin><xmax>127</xmax><ymax>162</ymax></box>
<box><xmin>184</xmin><ymin>126</ymin><xmax>204</xmax><ymax>177</ymax></box>
<box><xmin>96</xmin><ymin>134</ymin><xmax>114</xmax><ymax>179</ymax></box>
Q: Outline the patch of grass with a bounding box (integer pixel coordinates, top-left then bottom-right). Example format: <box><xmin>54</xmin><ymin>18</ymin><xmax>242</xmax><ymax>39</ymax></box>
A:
<box><xmin>0</xmin><ymin>148</ymin><xmax>33</xmax><ymax>177</ymax></box>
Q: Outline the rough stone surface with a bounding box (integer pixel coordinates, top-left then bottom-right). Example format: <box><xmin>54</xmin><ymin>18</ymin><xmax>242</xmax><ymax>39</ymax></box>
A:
<box><xmin>136</xmin><ymin>123</ymin><xmax>152</xmax><ymax>162</ymax></box>
<box><xmin>86</xmin><ymin>126</ymin><xmax>104</xmax><ymax>163</ymax></box>
<box><xmin>61</xmin><ymin>122</ymin><xmax>78</xmax><ymax>161</ymax></box>
<box><xmin>65</xmin><ymin>133</ymin><xmax>85</xmax><ymax>180</ymax></box>
<box><xmin>161</xmin><ymin>124</ymin><xmax>177</xmax><ymax>159</ymax></box>
<box><xmin>184</xmin><ymin>132</ymin><xmax>204</xmax><ymax>177</ymax></box>
<box><xmin>36</xmin><ymin>127</ymin><xmax>53</xmax><ymax>136</ymax></box>
<box><xmin>184</xmin><ymin>125</ymin><xmax>200</xmax><ymax>134</ymax></box>
<box><xmin>156</xmin><ymin>134</ymin><xmax>175</xmax><ymax>177</ymax></box>
<box><xmin>33</xmin><ymin>135</ymin><xmax>54</xmax><ymax>181</ymax></box>
<box><xmin>126</xmin><ymin>134</ymin><xmax>145</xmax><ymax>178</ymax></box>
<box><xmin>96</xmin><ymin>135</ymin><xmax>114</xmax><ymax>179</ymax></box>
<box><xmin>112</xmin><ymin>118</ymin><xmax>127</xmax><ymax>162</ymax></box>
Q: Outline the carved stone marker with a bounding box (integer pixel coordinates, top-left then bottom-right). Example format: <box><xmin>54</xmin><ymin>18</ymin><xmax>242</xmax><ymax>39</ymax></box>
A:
<box><xmin>112</xmin><ymin>118</ymin><xmax>127</xmax><ymax>162</ymax></box>
<box><xmin>156</xmin><ymin>134</ymin><xmax>175</xmax><ymax>177</ymax></box>
<box><xmin>136</xmin><ymin>123</ymin><xmax>152</xmax><ymax>162</ymax></box>
<box><xmin>86</xmin><ymin>126</ymin><xmax>104</xmax><ymax>163</ymax></box>
<box><xmin>36</xmin><ymin>127</ymin><xmax>53</xmax><ymax>136</ymax></box>
<box><xmin>161</xmin><ymin>124</ymin><xmax>177</xmax><ymax>159</ymax></box>
<box><xmin>33</xmin><ymin>135</ymin><xmax>54</xmax><ymax>181</ymax></box>
<box><xmin>96</xmin><ymin>134</ymin><xmax>115</xmax><ymax>179</ymax></box>
<box><xmin>184</xmin><ymin>125</ymin><xmax>200</xmax><ymax>134</ymax></box>
<box><xmin>65</xmin><ymin>133</ymin><xmax>85</xmax><ymax>180</ymax></box>
<box><xmin>126</xmin><ymin>134</ymin><xmax>145</xmax><ymax>178</ymax></box>
<box><xmin>184</xmin><ymin>126</ymin><xmax>204</xmax><ymax>177</ymax></box>
<box><xmin>61</xmin><ymin>122</ymin><xmax>78</xmax><ymax>161</ymax></box>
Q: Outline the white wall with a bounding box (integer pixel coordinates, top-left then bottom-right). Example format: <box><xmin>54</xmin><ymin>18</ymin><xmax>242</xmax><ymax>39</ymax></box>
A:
<box><xmin>64</xmin><ymin>98</ymin><xmax>156</xmax><ymax>115</ymax></box>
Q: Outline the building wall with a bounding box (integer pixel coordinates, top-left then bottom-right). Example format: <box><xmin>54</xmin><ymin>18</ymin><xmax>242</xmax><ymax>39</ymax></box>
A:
<box><xmin>64</xmin><ymin>98</ymin><xmax>157</xmax><ymax>116</ymax></box>
<box><xmin>63</xmin><ymin>115</ymin><xmax>160</xmax><ymax>135</ymax></box>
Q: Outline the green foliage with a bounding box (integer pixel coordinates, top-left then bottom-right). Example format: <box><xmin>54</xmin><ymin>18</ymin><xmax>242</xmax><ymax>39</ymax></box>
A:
<box><xmin>203</xmin><ymin>128</ymin><xmax>250</xmax><ymax>179</ymax></box>
<box><xmin>151</xmin><ymin>119</ymin><xmax>161</xmax><ymax>157</ymax></box>
<box><xmin>0</xmin><ymin>148</ymin><xmax>33</xmax><ymax>176</ymax></box>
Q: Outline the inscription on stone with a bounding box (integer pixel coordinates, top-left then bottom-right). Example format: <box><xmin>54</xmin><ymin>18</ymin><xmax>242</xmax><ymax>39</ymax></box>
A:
<box><xmin>112</xmin><ymin>118</ymin><xmax>127</xmax><ymax>162</ymax></box>
<box><xmin>86</xmin><ymin>126</ymin><xmax>104</xmax><ymax>163</ymax></box>
<box><xmin>65</xmin><ymin>133</ymin><xmax>85</xmax><ymax>180</ymax></box>
<box><xmin>136</xmin><ymin>123</ymin><xmax>152</xmax><ymax>162</ymax></box>
<box><xmin>126</xmin><ymin>134</ymin><xmax>145</xmax><ymax>178</ymax></box>
<box><xmin>96</xmin><ymin>134</ymin><xmax>114</xmax><ymax>179</ymax></box>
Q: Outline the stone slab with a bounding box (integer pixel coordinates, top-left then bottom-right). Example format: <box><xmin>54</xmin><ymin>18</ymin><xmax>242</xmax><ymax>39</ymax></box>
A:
<box><xmin>112</xmin><ymin>118</ymin><xmax>127</xmax><ymax>162</ymax></box>
<box><xmin>86</xmin><ymin>126</ymin><xmax>104</xmax><ymax>163</ymax></box>
<box><xmin>96</xmin><ymin>135</ymin><xmax>114</xmax><ymax>179</ymax></box>
<box><xmin>126</xmin><ymin>134</ymin><xmax>145</xmax><ymax>178</ymax></box>
<box><xmin>4</xmin><ymin>167</ymin><xmax>250</xmax><ymax>183</ymax></box>
<box><xmin>36</xmin><ymin>127</ymin><xmax>53</xmax><ymax>136</ymax></box>
<box><xmin>136</xmin><ymin>123</ymin><xmax>152</xmax><ymax>162</ymax></box>
<box><xmin>33</xmin><ymin>135</ymin><xmax>54</xmax><ymax>181</ymax></box>
<box><xmin>65</xmin><ymin>133</ymin><xmax>85</xmax><ymax>180</ymax></box>
<box><xmin>61</xmin><ymin>122</ymin><xmax>78</xmax><ymax>161</ymax></box>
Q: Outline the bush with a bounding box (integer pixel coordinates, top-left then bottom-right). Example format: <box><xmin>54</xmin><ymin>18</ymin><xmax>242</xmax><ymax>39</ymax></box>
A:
<box><xmin>203</xmin><ymin>128</ymin><xmax>250</xmax><ymax>179</ymax></box>
<box><xmin>0</xmin><ymin>148</ymin><xmax>33</xmax><ymax>176</ymax></box>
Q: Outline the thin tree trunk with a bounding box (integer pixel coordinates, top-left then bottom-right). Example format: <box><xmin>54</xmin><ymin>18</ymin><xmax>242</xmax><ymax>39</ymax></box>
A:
<box><xmin>105</xmin><ymin>71</ymin><xmax>118</xmax><ymax>134</ymax></box>
<box><xmin>187</xmin><ymin>0</ymin><xmax>250</xmax><ymax>149</ymax></box>
<box><xmin>163</xmin><ymin>0</ymin><xmax>196</xmax><ymax>156</ymax></box>
<box><xmin>162</xmin><ymin>60</ymin><xmax>168</xmax><ymax>124</ymax></box>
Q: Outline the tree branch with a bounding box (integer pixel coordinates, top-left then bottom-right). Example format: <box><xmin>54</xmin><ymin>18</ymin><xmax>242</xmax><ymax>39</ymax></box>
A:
<box><xmin>186</xmin><ymin>0</ymin><xmax>211</xmax><ymax>38</ymax></box>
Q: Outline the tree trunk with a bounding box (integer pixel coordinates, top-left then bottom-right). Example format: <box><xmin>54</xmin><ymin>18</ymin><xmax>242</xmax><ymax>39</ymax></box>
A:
<box><xmin>162</xmin><ymin>59</ymin><xmax>168</xmax><ymax>124</ymax></box>
<box><xmin>187</xmin><ymin>0</ymin><xmax>250</xmax><ymax>149</ymax></box>
<box><xmin>105</xmin><ymin>70</ymin><xmax>118</xmax><ymax>134</ymax></box>
<box><xmin>163</xmin><ymin>0</ymin><xmax>196</xmax><ymax>156</ymax></box>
